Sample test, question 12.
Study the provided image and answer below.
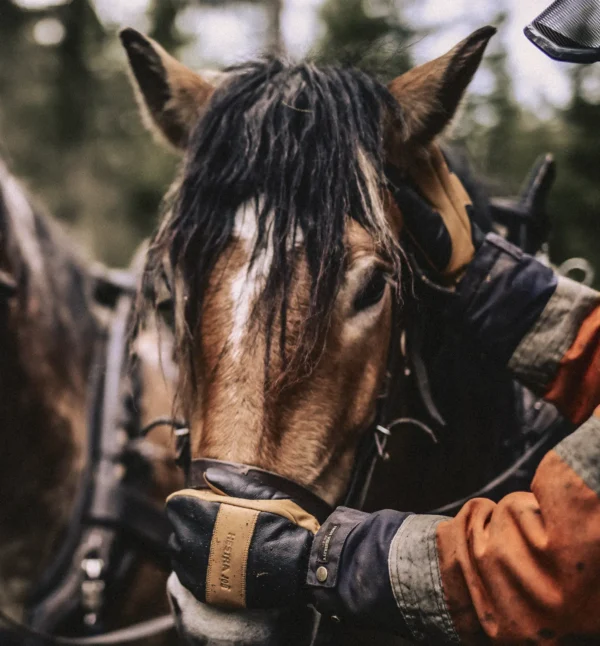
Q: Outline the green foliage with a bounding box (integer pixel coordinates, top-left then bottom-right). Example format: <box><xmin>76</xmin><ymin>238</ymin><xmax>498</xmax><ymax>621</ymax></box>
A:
<box><xmin>316</xmin><ymin>0</ymin><xmax>415</xmax><ymax>77</ymax></box>
<box><xmin>0</xmin><ymin>0</ymin><xmax>178</xmax><ymax>267</ymax></box>
<box><xmin>452</xmin><ymin>14</ymin><xmax>558</xmax><ymax>195</ymax></box>
<box><xmin>1</xmin><ymin>0</ymin><xmax>599</xmax><ymax>281</ymax></box>
<box><xmin>549</xmin><ymin>70</ymin><xmax>600</xmax><ymax>278</ymax></box>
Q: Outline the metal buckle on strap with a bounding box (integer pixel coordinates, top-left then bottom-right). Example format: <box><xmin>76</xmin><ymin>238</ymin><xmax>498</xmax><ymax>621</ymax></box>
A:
<box><xmin>374</xmin><ymin>425</ymin><xmax>391</xmax><ymax>460</ymax></box>
<box><xmin>81</xmin><ymin>552</ymin><xmax>105</xmax><ymax>628</ymax></box>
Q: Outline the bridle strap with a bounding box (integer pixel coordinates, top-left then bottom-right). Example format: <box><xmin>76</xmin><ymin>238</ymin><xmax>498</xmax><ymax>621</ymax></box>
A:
<box><xmin>16</xmin><ymin>270</ymin><xmax>172</xmax><ymax>645</ymax></box>
<box><xmin>429</xmin><ymin>415</ymin><xmax>565</xmax><ymax>516</ymax></box>
<box><xmin>188</xmin><ymin>458</ymin><xmax>334</xmax><ymax>524</ymax></box>
<box><xmin>342</xmin><ymin>296</ymin><xmax>406</xmax><ymax>510</ymax></box>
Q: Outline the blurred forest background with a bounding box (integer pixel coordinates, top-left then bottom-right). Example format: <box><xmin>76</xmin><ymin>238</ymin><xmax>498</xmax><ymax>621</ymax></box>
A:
<box><xmin>0</xmin><ymin>0</ymin><xmax>599</xmax><ymax>280</ymax></box>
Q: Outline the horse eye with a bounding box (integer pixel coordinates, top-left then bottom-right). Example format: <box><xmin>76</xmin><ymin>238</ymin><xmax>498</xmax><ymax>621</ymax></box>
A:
<box><xmin>353</xmin><ymin>271</ymin><xmax>388</xmax><ymax>312</ymax></box>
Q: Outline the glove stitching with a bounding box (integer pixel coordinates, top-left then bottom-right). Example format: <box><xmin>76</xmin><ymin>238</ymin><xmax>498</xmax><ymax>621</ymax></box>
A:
<box><xmin>241</xmin><ymin>510</ymin><xmax>260</xmax><ymax>607</ymax></box>
<box><xmin>205</xmin><ymin>505</ymin><xmax>226</xmax><ymax>605</ymax></box>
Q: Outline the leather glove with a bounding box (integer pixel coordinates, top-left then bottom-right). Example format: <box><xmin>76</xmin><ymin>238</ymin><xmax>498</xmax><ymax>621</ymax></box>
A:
<box><xmin>166</xmin><ymin>468</ymin><xmax>319</xmax><ymax>610</ymax></box>
<box><xmin>388</xmin><ymin>145</ymin><xmax>483</xmax><ymax>280</ymax></box>
<box><xmin>167</xmin><ymin>470</ymin><xmax>411</xmax><ymax>635</ymax></box>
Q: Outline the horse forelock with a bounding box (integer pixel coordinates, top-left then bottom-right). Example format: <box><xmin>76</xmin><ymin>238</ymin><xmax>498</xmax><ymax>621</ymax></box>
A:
<box><xmin>144</xmin><ymin>58</ymin><xmax>407</xmax><ymax>389</ymax></box>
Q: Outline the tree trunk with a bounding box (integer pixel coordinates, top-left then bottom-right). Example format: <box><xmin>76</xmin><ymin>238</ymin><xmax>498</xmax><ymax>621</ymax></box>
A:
<box><xmin>265</xmin><ymin>0</ymin><xmax>284</xmax><ymax>56</ymax></box>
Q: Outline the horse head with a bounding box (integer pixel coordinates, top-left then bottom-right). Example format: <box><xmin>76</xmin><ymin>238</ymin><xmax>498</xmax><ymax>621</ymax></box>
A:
<box><xmin>121</xmin><ymin>25</ymin><xmax>497</xmax><ymax>646</ymax></box>
<box><xmin>123</xmin><ymin>26</ymin><xmax>495</xmax><ymax>508</ymax></box>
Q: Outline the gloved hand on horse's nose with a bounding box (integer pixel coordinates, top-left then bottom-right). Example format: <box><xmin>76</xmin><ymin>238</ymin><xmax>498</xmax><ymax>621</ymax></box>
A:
<box><xmin>165</xmin><ymin>468</ymin><xmax>319</xmax><ymax>611</ymax></box>
<box><xmin>387</xmin><ymin>145</ymin><xmax>484</xmax><ymax>281</ymax></box>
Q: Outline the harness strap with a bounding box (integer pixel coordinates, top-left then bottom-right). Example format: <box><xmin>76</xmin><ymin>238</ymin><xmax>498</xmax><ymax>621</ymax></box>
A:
<box><xmin>19</xmin><ymin>264</ymin><xmax>173</xmax><ymax>645</ymax></box>
<box><xmin>342</xmin><ymin>300</ymin><xmax>406</xmax><ymax>510</ymax></box>
<box><xmin>430</xmin><ymin>404</ymin><xmax>567</xmax><ymax>516</ymax></box>
<box><xmin>86</xmin><ymin>476</ymin><xmax>172</xmax><ymax>560</ymax></box>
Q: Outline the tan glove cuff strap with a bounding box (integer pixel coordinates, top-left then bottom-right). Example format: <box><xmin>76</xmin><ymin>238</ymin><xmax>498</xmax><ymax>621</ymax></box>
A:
<box><xmin>205</xmin><ymin>504</ymin><xmax>258</xmax><ymax>607</ymax></box>
<box><xmin>167</xmin><ymin>489</ymin><xmax>320</xmax><ymax>609</ymax></box>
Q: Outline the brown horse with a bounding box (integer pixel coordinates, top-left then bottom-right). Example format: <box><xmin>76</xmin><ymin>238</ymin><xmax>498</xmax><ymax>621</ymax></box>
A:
<box><xmin>121</xmin><ymin>26</ymin><xmax>498</xmax><ymax>645</ymax></box>
<box><xmin>0</xmin><ymin>155</ymin><xmax>181</xmax><ymax>644</ymax></box>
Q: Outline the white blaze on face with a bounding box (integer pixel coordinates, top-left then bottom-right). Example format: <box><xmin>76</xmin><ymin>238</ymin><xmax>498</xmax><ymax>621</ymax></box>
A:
<box><xmin>228</xmin><ymin>201</ymin><xmax>304</xmax><ymax>360</ymax></box>
<box><xmin>228</xmin><ymin>202</ymin><xmax>274</xmax><ymax>359</ymax></box>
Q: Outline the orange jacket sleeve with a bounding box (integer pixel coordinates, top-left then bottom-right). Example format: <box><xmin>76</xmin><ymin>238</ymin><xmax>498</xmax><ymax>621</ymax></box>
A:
<box><xmin>436</xmin><ymin>411</ymin><xmax>600</xmax><ymax>643</ymax></box>
<box><xmin>307</xmin><ymin>236</ymin><xmax>600</xmax><ymax>643</ymax></box>
<box><xmin>387</xmin><ymin>236</ymin><xmax>600</xmax><ymax>643</ymax></box>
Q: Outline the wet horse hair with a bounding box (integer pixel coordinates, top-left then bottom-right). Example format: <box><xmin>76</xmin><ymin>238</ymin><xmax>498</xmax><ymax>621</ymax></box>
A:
<box><xmin>143</xmin><ymin>58</ymin><xmax>409</xmax><ymax>387</ymax></box>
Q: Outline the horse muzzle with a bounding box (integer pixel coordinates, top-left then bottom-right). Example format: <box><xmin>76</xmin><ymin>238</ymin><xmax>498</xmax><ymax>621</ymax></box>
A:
<box><xmin>168</xmin><ymin>572</ymin><xmax>319</xmax><ymax>646</ymax></box>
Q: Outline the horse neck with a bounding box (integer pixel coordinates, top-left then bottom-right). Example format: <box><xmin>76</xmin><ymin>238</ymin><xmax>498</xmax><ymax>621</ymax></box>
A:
<box><xmin>0</xmin><ymin>170</ymin><xmax>101</xmax><ymax>613</ymax></box>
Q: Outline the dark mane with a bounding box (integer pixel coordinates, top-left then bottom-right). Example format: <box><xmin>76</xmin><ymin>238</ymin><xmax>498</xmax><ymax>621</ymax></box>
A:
<box><xmin>0</xmin><ymin>159</ymin><xmax>99</xmax><ymax>388</ymax></box>
<box><xmin>144</xmin><ymin>58</ymin><xmax>406</xmax><ymax>385</ymax></box>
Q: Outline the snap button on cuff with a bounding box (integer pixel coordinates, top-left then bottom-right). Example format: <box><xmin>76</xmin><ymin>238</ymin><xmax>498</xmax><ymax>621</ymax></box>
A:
<box><xmin>316</xmin><ymin>566</ymin><xmax>328</xmax><ymax>583</ymax></box>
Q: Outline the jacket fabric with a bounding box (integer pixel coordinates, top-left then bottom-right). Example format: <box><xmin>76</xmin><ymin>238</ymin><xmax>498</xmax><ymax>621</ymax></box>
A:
<box><xmin>308</xmin><ymin>233</ymin><xmax>600</xmax><ymax>644</ymax></box>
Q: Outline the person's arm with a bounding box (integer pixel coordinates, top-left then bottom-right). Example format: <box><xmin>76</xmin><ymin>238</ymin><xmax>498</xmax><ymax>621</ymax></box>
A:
<box><xmin>452</xmin><ymin>232</ymin><xmax>600</xmax><ymax>426</ymax></box>
<box><xmin>166</xmin><ymin>150</ymin><xmax>600</xmax><ymax>644</ymax></box>
<box><xmin>388</xmin><ymin>146</ymin><xmax>600</xmax><ymax>425</ymax></box>
<box><xmin>305</xmin><ymin>235</ymin><xmax>600</xmax><ymax>643</ymax></box>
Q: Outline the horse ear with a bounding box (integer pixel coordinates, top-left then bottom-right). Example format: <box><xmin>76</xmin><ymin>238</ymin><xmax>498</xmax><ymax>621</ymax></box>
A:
<box><xmin>388</xmin><ymin>26</ymin><xmax>496</xmax><ymax>146</ymax></box>
<box><xmin>120</xmin><ymin>28</ymin><xmax>214</xmax><ymax>150</ymax></box>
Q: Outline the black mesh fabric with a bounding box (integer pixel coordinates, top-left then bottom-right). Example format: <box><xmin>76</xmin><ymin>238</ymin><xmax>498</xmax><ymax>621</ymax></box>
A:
<box><xmin>535</xmin><ymin>0</ymin><xmax>600</xmax><ymax>48</ymax></box>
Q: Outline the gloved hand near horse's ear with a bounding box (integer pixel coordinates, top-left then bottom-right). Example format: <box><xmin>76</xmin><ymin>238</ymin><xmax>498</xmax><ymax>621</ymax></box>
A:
<box><xmin>387</xmin><ymin>145</ymin><xmax>484</xmax><ymax>280</ymax></box>
<box><xmin>165</xmin><ymin>468</ymin><xmax>320</xmax><ymax>611</ymax></box>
